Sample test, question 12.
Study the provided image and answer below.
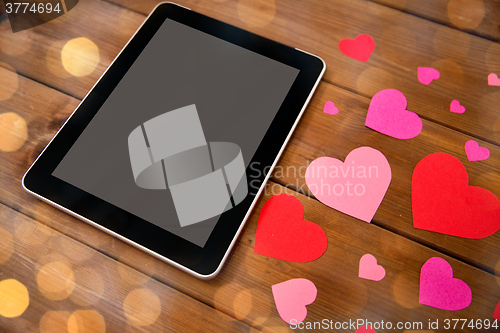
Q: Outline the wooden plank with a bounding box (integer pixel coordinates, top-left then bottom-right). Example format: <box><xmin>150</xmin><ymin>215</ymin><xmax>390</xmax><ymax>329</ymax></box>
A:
<box><xmin>0</xmin><ymin>203</ymin><xmax>257</xmax><ymax>333</ymax></box>
<box><xmin>101</xmin><ymin>0</ymin><xmax>500</xmax><ymax>146</ymax></box>
<box><xmin>0</xmin><ymin>63</ymin><xmax>499</xmax><ymax>331</ymax></box>
<box><xmin>0</xmin><ymin>0</ymin><xmax>144</xmax><ymax>98</ymax></box>
<box><xmin>1</xmin><ymin>0</ymin><xmax>499</xmax><ymax>148</ymax></box>
<box><xmin>369</xmin><ymin>0</ymin><xmax>500</xmax><ymax>42</ymax></box>
<box><xmin>1</xmin><ymin>51</ymin><xmax>499</xmax><ymax>274</ymax></box>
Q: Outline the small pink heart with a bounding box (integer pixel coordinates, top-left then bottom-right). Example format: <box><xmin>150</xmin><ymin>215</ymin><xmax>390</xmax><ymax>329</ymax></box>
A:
<box><xmin>365</xmin><ymin>89</ymin><xmax>423</xmax><ymax>139</ymax></box>
<box><xmin>272</xmin><ymin>278</ymin><xmax>317</xmax><ymax>325</ymax></box>
<box><xmin>488</xmin><ymin>73</ymin><xmax>500</xmax><ymax>86</ymax></box>
<box><xmin>450</xmin><ymin>100</ymin><xmax>465</xmax><ymax>113</ymax></box>
<box><xmin>324</xmin><ymin>101</ymin><xmax>339</xmax><ymax>115</ymax></box>
<box><xmin>359</xmin><ymin>254</ymin><xmax>386</xmax><ymax>281</ymax></box>
<box><xmin>418</xmin><ymin>67</ymin><xmax>440</xmax><ymax>85</ymax></box>
<box><xmin>356</xmin><ymin>326</ymin><xmax>376</xmax><ymax>333</ymax></box>
<box><xmin>465</xmin><ymin>140</ymin><xmax>490</xmax><ymax>161</ymax></box>
<box><xmin>419</xmin><ymin>257</ymin><xmax>472</xmax><ymax>311</ymax></box>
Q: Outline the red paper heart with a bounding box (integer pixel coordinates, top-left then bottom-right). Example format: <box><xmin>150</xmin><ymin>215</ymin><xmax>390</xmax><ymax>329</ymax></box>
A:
<box><xmin>493</xmin><ymin>300</ymin><xmax>500</xmax><ymax>320</ymax></box>
<box><xmin>356</xmin><ymin>326</ymin><xmax>376</xmax><ymax>333</ymax></box>
<box><xmin>412</xmin><ymin>153</ymin><xmax>500</xmax><ymax>239</ymax></box>
<box><xmin>254</xmin><ymin>194</ymin><xmax>327</xmax><ymax>262</ymax></box>
<box><xmin>338</xmin><ymin>34</ymin><xmax>375</xmax><ymax>62</ymax></box>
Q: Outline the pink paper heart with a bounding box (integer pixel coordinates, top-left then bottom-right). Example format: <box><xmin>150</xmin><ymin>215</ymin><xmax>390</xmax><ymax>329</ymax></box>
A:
<box><xmin>488</xmin><ymin>73</ymin><xmax>500</xmax><ymax>86</ymax></box>
<box><xmin>418</xmin><ymin>67</ymin><xmax>440</xmax><ymax>85</ymax></box>
<box><xmin>450</xmin><ymin>100</ymin><xmax>465</xmax><ymax>113</ymax></box>
<box><xmin>365</xmin><ymin>89</ymin><xmax>423</xmax><ymax>139</ymax></box>
<box><xmin>419</xmin><ymin>257</ymin><xmax>472</xmax><ymax>311</ymax></box>
<box><xmin>272</xmin><ymin>278</ymin><xmax>317</xmax><ymax>325</ymax></box>
<box><xmin>305</xmin><ymin>147</ymin><xmax>392</xmax><ymax>222</ymax></box>
<box><xmin>465</xmin><ymin>140</ymin><xmax>490</xmax><ymax>161</ymax></box>
<box><xmin>324</xmin><ymin>101</ymin><xmax>339</xmax><ymax>115</ymax></box>
<box><xmin>359</xmin><ymin>254</ymin><xmax>386</xmax><ymax>281</ymax></box>
<box><xmin>356</xmin><ymin>326</ymin><xmax>376</xmax><ymax>333</ymax></box>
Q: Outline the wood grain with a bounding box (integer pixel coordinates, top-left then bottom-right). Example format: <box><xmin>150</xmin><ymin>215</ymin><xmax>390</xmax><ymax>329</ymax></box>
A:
<box><xmin>0</xmin><ymin>0</ymin><xmax>499</xmax><ymax>331</ymax></box>
<box><xmin>369</xmin><ymin>0</ymin><xmax>500</xmax><ymax>42</ymax></box>
<box><xmin>0</xmin><ymin>58</ymin><xmax>499</xmax><ymax>331</ymax></box>
<box><xmin>0</xmin><ymin>203</ymin><xmax>257</xmax><ymax>333</ymax></box>
<box><xmin>104</xmin><ymin>0</ymin><xmax>500</xmax><ymax>146</ymax></box>
<box><xmin>0</xmin><ymin>0</ymin><xmax>498</xmax><ymax>145</ymax></box>
<box><xmin>272</xmin><ymin>81</ymin><xmax>500</xmax><ymax>273</ymax></box>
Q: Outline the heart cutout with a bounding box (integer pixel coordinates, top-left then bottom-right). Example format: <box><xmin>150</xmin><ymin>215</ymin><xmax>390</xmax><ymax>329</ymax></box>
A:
<box><xmin>450</xmin><ymin>100</ymin><xmax>465</xmax><ymax>113</ymax></box>
<box><xmin>493</xmin><ymin>300</ymin><xmax>500</xmax><ymax>320</ymax></box>
<box><xmin>254</xmin><ymin>194</ymin><xmax>327</xmax><ymax>262</ymax></box>
<box><xmin>305</xmin><ymin>147</ymin><xmax>391</xmax><ymax>222</ymax></box>
<box><xmin>488</xmin><ymin>73</ymin><xmax>500</xmax><ymax>86</ymax></box>
<box><xmin>356</xmin><ymin>326</ymin><xmax>376</xmax><ymax>333</ymax></box>
<box><xmin>412</xmin><ymin>153</ymin><xmax>500</xmax><ymax>238</ymax></box>
<box><xmin>419</xmin><ymin>257</ymin><xmax>472</xmax><ymax>311</ymax></box>
<box><xmin>465</xmin><ymin>140</ymin><xmax>490</xmax><ymax>161</ymax></box>
<box><xmin>418</xmin><ymin>67</ymin><xmax>440</xmax><ymax>85</ymax></box>
<box><xmin>324</xmin><ymin>101</ymin><xmax>339</xmax><ymax>115</ymax></box>
<box><xmin>338</xmin><ymin>34</ymin><xmax>375</xmax><ymax>62</ymax></box>
<box><xmin>272</xmin><ymin>278</ymin><xmax>317</xmax><ymax>325</ymax></box>
<box><xmin>365</xmin><ymin>89</ymin><xmax>423</xmax><ymax>139</ymax></box>
<box><xmin>359</xmin><ymin>254</ymin><xmax>386</xmax><ymax>281</ymax></box>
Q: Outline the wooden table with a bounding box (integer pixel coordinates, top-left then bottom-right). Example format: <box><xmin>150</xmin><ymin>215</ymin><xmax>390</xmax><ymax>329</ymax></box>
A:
<box><xmin>0</xmin><ymin>0</ymin><xmax>499</xmax><ymax>331</ymax></box>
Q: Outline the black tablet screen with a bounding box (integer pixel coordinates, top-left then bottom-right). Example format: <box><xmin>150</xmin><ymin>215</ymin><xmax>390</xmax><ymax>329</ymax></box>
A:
<box><xmin>52</xmin><ymin>19</ymin><xmax>299</xmax><ymax>247</ymax></box>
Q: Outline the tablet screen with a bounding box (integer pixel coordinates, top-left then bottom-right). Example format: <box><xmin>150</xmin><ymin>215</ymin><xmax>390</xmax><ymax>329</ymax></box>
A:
<box><xmin>52</xmin><ymin>18</ymin><xmax>299</xmax><ymax>247</ymax></box>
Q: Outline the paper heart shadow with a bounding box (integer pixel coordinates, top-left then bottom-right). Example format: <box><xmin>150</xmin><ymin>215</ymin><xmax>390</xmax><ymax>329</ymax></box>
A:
<box><xmin>412</xmin><ymin>153</ymin><xmax>500</xmax><ymax>238</ymax></box>
<box><xmin>419</xmin><ymin>257</ymin><xmax>472</xmax><ymax>311</ymax></box>
<box><xmin>254</xmin><ymin>194</ymin><xmax>327</xmax><ymax>262</ymax></box>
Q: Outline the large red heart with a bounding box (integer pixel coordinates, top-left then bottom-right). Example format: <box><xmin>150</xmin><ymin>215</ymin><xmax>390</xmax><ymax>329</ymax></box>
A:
<box><xmin>338</xmin><ymin>34</ymin><xmax>375</xmax><ymax>62</ymax></box>
<box><xmin>254</xmin><ymin>194</ymin><xmax>327</xmax><ymax>262</ymax></box>
<box><xmin>412</xmin><ymin>153</ymin><xmax>500</xmax><ymax>239</ymax></box>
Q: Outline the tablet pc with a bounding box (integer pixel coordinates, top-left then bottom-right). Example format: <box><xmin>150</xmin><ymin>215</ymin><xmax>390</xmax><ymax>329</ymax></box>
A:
<box><xmin>23</xmin><ymin>2</ymin><xmax>325</xmax><ymax>278</ymax></box>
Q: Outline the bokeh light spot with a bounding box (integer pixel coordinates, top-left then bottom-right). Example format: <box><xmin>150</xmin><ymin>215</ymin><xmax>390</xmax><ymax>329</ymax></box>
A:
<box><xmin>61</xmin><ymin>37</ymin><xmax>100</xmax><ymax>77</ymax></box>
<box><xmin>15</xmin><ymin>220</ymin><xmax>51</xmax><ymax>246</ymax></box>
<box><xmin>40</xmin><ymin>311</ymin><xmax>71</xmax><ymax>333</ymax></box>
<box><xmin>67</xmin><ymin>310</ymin><xmax>106</xmax><ymax>333</ymax></box>
<box><xmin>0</xmin><ymin>279</ymin><xmax>29</xmax><ymax>318</ymax></box>
<box><xmin>69</xmin><ymin>267</ymin><xmax>104</xmax><ymax>306</ymax></box>
<box><xmin>0</xmin><ymin>63</ymin><xmax>19</xmax><ymax>101</ymax></box>
<box><xmin>37</xmin><ymin>261</ymin><xmax>75</xmax><ymax>300</ymax></box>
<box><xmin>0</xmin><ymin>112</ymin><xmax>27</xmax><ymax>152</ymax></box>
<box><xmin>0</xmin><ymin>227</ymin><xmax>14</xmax><ymax>264</ymax></box>
<box><xmin>237</xmin><ymin>0</ymin><xmax>276</xmax><ymax>28</ymax></box>
<box><xmin>356</xmin><ymin>67</ymin><xmax>395</xmax><ymax>97</ymax></box>
<box><xmin>123</xmin><ymin>288</ymin><xmax>161</xmax><ymax>326</ymax></box>
<box><xmin>447</xmin><ymin>0</ymin><xmax>485</xmax><ymax>30</ymax></box>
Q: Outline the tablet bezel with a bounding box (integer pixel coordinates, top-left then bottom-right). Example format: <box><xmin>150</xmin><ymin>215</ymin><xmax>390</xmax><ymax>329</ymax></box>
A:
<box><xmin>23</xmin><ymin>2</ymin><xmax>325</xmax><ymax>278</ymax></box>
